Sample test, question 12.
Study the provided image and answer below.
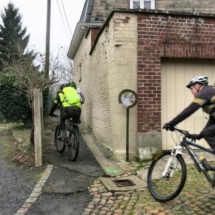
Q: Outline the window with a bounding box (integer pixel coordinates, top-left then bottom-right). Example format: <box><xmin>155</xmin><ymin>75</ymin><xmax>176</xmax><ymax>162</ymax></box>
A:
<box><xmin>130</xmin><ymin>0</ymin><xmax>155</xmax><ymax>10</ymax></box>
<box><xmin>133</xmin><ymin>1</ymin><xmax>140</xmax><ymax>9</ymax></box>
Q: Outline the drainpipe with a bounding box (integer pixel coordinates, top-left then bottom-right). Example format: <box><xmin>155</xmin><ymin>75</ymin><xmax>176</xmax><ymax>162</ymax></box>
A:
<box><xmin>84</xmin><ymin>0</ymin><xmax>90</xmax><ymax>22</ymax></box>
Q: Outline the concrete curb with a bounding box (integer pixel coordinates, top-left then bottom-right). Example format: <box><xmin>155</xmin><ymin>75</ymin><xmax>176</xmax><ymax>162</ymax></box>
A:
<box><xmin>79</xmin><ymin>123</ymin><xmax>125</xmax><ymax>177</ymax></box>
<box><xmin>14</xmin><ymin>165</ymin><xmax>53</xmax><ymax>215</ymax></box>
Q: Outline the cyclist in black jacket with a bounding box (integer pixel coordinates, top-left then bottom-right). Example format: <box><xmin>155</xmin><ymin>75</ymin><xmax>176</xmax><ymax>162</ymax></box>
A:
<box><xmin>163</xmin><ymin>76</ymin><xmax>215</xmax><ymax>153</ymax></box>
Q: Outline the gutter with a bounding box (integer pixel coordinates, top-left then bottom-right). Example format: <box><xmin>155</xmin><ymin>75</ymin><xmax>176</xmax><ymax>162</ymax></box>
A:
<box><xmin>67</xmin><ymin>22</ymin><xmax>103</xmax><ymax>60</ymax></box>
<box><xmin>83</xmin><ymin>0</ymin><xmax>90</xmax><ymax>22</ymax></box>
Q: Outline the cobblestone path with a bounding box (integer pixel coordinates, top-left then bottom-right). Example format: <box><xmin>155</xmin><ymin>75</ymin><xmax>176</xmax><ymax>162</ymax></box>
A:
<box><xmin>82</xmin><ymin>162</ymin><xmax>215</xmax><ymax>215</ymax></box>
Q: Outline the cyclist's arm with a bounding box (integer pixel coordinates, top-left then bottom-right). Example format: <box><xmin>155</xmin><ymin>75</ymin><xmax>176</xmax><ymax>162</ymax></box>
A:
<box><xmin>80</xmin><ymin>91</ymin><xmax>85</xmax><ymax>103</ymax></box>
<box><xmin>49</xmin><ymin>94</ymin><xmax>60</xmax><ymax>116</ymax></box>
<box><xmin>169</xmin><ymin>102</ymin><xmax>200</xmax><ymax>126</ymax></box>
<box><xmin>77</xmin><ymin>88</ymin><xmax>85</xmax><ymax>103</ymax></box>
<box><xmin>169</xmin><ymin>94</ymin><xmax>210</xmax><ymax>127</ymax></box>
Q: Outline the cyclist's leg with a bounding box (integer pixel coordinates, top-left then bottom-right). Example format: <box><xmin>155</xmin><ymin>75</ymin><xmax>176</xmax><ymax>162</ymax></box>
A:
<box><xmin>201</xmin><ymin>123</ymin><xmax>215</xmax><ymax>153</ymax></box>
<box><xmin>61</xmin><ymin>107</ymin><xmax>81</xmax><ymax>130</ymax></box>
<box><xmin>59</xmin><ymin>108</ymin><xmax>70</xmax><ymax>139</ymax></box>
<box><xmin>69</xmin><ymin>107</ymin><xmax>81</xmax><ymax>124</ymax></box>
<box><xmin>78</xmin><ymin>107</ymin><xmax>82</xmax><ymax>124</ymax></box>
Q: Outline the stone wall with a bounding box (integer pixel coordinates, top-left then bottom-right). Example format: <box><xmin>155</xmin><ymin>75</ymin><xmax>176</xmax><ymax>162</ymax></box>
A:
<box><xmin>90</xmin><ymin>0</ymin><xmax>129</xmax><ymax>22</ymax></box>
<box><xmin>73</xmin><ymin>28</ymin><xmax>113</xmax><ymax>150</ymax></box>
<box><xmin>72</xmin><ymin>32</ymin><xmax>92</xmax><ymax>125</ymax></box>
<box><xmin>87</xmin><ymin>0</ymin><xmax>215</xmax><ymax>24</ymax></box>
<box><xmin>157</xmin><ymin>0</ymin><xmax>215</xmax><ymax>13</ymax></box>
<box><xmin>106</xmin><ymin>13</ymin><xmax>138</xmax><ymax>160</ymax></box>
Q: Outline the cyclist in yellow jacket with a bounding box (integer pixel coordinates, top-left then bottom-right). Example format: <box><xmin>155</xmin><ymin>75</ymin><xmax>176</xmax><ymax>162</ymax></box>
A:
<box><xmin>49</xmin><ymin>82</ymin><xmax>81</xmax><ymax>140</ymax></box>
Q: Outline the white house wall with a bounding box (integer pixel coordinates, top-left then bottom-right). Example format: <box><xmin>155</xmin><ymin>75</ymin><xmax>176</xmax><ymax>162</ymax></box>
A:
<box><xmin>107</xmin><ymin>13</ymin><xmax>138</xmax><ymax>160</ymax></box>
<box><xmin>73</xmin><ymin>13</ymin><xmax>138</xmax><ymax>161</ymax></box>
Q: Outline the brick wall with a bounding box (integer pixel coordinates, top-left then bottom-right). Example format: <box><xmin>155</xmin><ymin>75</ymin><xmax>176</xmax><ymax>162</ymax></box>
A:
<box><xmin>72</xmin><ymin>32</ymin><xmax>92</xmax><ymax>124</ymax></box>
<box><xmin>106</xmin><ymin>13</ymin><xmax>138</xmax><ymax>158</ymax></box>
<box><xmin>137</xmin><ymin>13</ymin><xmax>215</xmax><ymax>134</ymax></box>
<box><xmin>88</xmin><ymin>25</ymin><xmax>112</xmax><ymax>148</ymax></box>
<box><xmin>91</xmin><ymin>28</ymin><xmax>100</xmax><ymax>47</ymax></box>
<box><xmin>74</xmin><ymin>13</ymin><xmax>138</xmax><ymax>160</ymax></box>
<box><xmin>157</xmin><ymin>0</ymin><xmax>215</xmax><ymax>13</ymax></box>
<box><xmin>89</xmin><ymin>13</ymin><xmax>138</xmax><ymax>159</ymax></box>
<box><xmin>73</xmin><ymin>26</ymin><xmax>113</xmax><ymax>148</ymax></box>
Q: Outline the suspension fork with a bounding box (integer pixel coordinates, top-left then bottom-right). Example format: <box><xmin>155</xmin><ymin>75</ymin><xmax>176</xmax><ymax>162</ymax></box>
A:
<box><xmin>162</xmin><ymin>146</ymin><xmax>183</xmax><ymax>177</ymax></box>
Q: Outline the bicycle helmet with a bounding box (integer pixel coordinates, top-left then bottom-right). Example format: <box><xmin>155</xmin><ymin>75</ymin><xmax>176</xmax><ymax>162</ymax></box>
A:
<box><xmin>186</xmin><ymin>76</ymin><xmax>208</xmax><ymax>89</ymax></box>
<box><xmin>70</xmin><ymin>82</ymin><xmax>77</xmax><ymax>89</ymax></box>
<box><xmin>60</xmin><ymin>83</ymin><xmax>69</xmax><ymax>90</ymax></box>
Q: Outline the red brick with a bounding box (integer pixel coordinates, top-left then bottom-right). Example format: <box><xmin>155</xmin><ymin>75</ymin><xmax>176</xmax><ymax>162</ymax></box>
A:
<box><xmin>137</xmin><ymin>13</ymin><xmax>215</xmax><ymax>133</ymax></box>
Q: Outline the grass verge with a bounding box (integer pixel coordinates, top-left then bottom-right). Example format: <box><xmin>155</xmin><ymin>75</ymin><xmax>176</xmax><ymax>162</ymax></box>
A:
<box><xmin>0</xmin><ymin>123</ymin><xmax>35</xmax><ymax>167</ymax></box>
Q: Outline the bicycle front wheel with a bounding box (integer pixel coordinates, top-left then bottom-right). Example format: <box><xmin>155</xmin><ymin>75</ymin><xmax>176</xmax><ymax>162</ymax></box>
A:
<box><xmin>55</xmin><ymin>125</ymin><xmax>66</xmax><ymax>153</ymax></box>
<box><xmin>67</xmin><ymin>126</ymin><xmax>79</xmax><ymax>161</ymax></box>
<box><xmin>147</xmin><ymin>151</ymin><xmax>187</xmax><ymax>202</ymax></box>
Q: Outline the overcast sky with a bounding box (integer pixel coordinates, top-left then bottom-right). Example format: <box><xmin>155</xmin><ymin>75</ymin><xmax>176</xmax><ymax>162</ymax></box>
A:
<box><xmin>0</xmin><ymin>0</ymin><xmax>85</xmax><ymax>61</ymax></box>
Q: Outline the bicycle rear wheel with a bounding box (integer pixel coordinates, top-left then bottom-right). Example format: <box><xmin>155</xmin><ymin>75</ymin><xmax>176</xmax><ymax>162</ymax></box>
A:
<box><xmin>67</xmin><ymin>126</ymin><xmax>79</xmax><ymax>161</ymax></box>
<box><xmin>54</xmin><ymin>125</ymin><xmax>66</xmax><ymax>153</ymax></box>
<box><xmin>147</xmin><ymin>151</ymin><xmax>187</xmax><ymax>202</ymax></box>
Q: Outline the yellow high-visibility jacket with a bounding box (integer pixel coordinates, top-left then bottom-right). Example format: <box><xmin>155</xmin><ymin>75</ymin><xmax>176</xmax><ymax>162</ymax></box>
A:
<box><xmin>59</xmin><ymin>86</ymin><xmax>81</xmax><ymax>108</ymax></box>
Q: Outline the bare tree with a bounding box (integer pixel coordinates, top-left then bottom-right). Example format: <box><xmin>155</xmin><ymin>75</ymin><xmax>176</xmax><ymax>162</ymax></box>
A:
<box><xmin>3</xmin><ymin>49</ymin><xmax>73</xmax><ymax>108</ymax></box>
<box><xmin>2</xmin><ymin>48</ymin><xmax>73</xmax><ymax>145</ymax></box>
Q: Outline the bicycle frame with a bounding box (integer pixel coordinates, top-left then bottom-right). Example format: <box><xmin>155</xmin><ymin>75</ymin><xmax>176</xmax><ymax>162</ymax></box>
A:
<box><xmin>65</xmin><ymin>118</ymin><xmax>79</xmax><ymax>133</ymax></box>
<box><xmin>167</xmin><ymin>136</ymin><xmax>215</xmax><ymax>186</ymax></box>
<box><xmin>181</xmin><ymin>138</ymin><xmax>215</xmax><ymax>186</ymax></box>
<box><xmin>65</xmin><ymin>118</ymin><xmax>73</xmax><ymax>133</ymax></box>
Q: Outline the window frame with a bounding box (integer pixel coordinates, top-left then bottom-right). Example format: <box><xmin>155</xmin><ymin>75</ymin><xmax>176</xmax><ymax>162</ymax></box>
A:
<box><xmin>130</xmin><ymin>0</ymin><xmax>155</xmax><ymax>10</ymax></box>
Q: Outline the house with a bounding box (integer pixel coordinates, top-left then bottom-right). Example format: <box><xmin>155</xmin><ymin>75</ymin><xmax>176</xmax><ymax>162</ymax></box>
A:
<box><xmin>67</xmin><ymin>0</ymin><xmax>215</xmax><ymax>161</ymax></box>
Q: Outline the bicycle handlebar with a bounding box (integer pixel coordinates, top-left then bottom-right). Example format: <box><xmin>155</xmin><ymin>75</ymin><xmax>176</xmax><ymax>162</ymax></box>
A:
<box><xmin>173</xmin><ymin>127</ymin><xmax>188</xmax><ymax>135</ymax></box>
<box><xmin>171</xmin><ymin>127</ymin><xmax>196</xmax><ymax>140</ymax></box>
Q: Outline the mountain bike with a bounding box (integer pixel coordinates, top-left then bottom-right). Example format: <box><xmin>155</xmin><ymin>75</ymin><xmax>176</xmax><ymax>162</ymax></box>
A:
<box><xmin>147</xmin><ymin>127</ymin><xmax>215</xmax><ymax>202</ymax></box>
<box><xmin>54</xmin><ymin>114</ymin><xmax>79</xmax><ymax>161</ymax></box>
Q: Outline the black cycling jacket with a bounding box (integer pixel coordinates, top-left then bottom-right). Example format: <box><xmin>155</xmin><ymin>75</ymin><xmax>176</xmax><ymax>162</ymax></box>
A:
<box><xmin>169</xmin><ymin>85</ymin><xmax>215</xmax><ymax>128</ymax></box>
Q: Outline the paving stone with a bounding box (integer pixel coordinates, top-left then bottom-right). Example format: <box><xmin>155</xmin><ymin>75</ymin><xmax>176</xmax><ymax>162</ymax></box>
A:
<box><xmin>86</xmin><ymin>160</ymin><xmax>215</xmax><ymax>215</ymax></box>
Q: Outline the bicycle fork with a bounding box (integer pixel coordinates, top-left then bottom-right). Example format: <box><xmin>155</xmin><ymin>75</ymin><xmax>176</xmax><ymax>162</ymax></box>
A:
<box><xmin>162</xmin><ymin>146</ymin><xmax>183</xmax><ymax>178</ymax></box>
